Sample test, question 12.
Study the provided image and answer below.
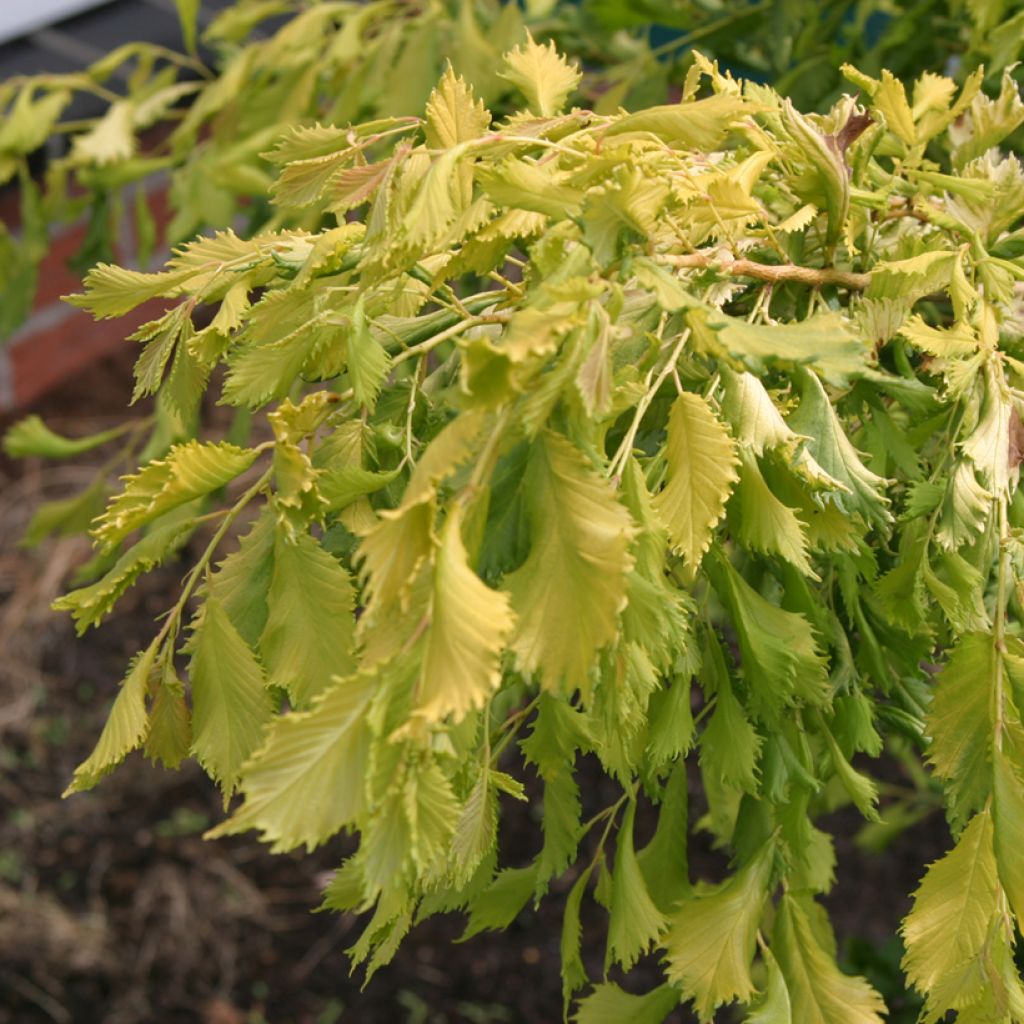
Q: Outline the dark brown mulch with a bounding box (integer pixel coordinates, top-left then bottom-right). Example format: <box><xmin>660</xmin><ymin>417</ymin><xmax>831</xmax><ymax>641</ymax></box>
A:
<box><xmin>0</xmin><ymin>347</ymin><xmax>947</xmax><ymax>1024</ymax></box>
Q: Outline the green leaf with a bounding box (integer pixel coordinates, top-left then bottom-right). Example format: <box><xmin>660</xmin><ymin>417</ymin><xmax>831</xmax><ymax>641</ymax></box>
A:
<box><xmin>561</xmin><ymin>864</ymin><xmax>593</xmax><ymax>1008</ymax></box>
<box><xmin>64</xmin><ymin>641</ymin><xmax>158</xmax><ymax>795</ymax></box>
<box><xmin>820</xmin><ymin>720</ymin><xmax>880</xmax><ymax>822</ymax></box>
<box><xmin>900</xmin><ymin>314</ymin><xmax>977</xmax><ymax>358</ymax></box>
<box><xmin>993</xmin><ymin>746</ymin><xmax>1024</xmax><ymax>930</ymax></box>
<box><xmin>779</xmin><ymin>100</ymin><xmax>848</xmax><ymax>250</ymax></box>
<box><xmin>425</xmin><ymin>64</ymin><xmax>491</xmax><ymax>150</ymax></box>
<box><xmin>901</xmin><ymin>810</ymin><xmax>1002</xmax><ymax>1018</ymax></box>
<box><xmin>606</xmin><ymin>800</ymin><xmax>667</xmax><ymax>971</ymax></box>
<box><xmin>774</xmin><ymin>894</ymin><xmax>885</xmax><ymax>1024</ymax></box>
<box><xmin>174</xmin><ymin>0</ymin><xmax>200</xmax><ymax>54</ymax></box>
<box><xmin>731</xmin><ymin>451</ymin><xmax>816</xmax><ymax>577</ymax></box>
<box><xmin>54</xmin><ymin>519</ymin><xmax>193</xmax><ymax>634</ymax></box>
<box><xmin>662</xmin><ymin>841</ymin><xmax>774</xmax><ymax>1021</ymax></box>
<box><xmin>645</xmin><ymin>673</ymin><xmax>695</xmax><ymax>767</ymax></box>
<box><xmin>745</xmin><ymin>946</ymin><xmax>792</xmax><ymax>1024</ymax></box>
<box><xmin>710</xmin><ymin>553</ymin><xmax>829</xmax><ymax>713</ymax></box>
<box><xmin>209</xmin><ymin>671</ymin><xmax>374</xmax><ymax>851</ymax></box>
<box><xmin>131</xmin><ymin>305</ymin><xmax>190</xmax><ymax>403</ymax></box>
<box><xmin>963</xmin><ymin>361</ymin><xmax>1015</xmax><ymax>496</ymax></box>
<box><xmin>477</xmin><ymin>157</ymin><xmax>584</xmax><ymax>219</ymax></box>
<box><xmin>506</xmin><ymin>431</ymin><xmax>635</xmax><ymax>692</ymax></box>
<box><xmin>319</xmin><ymin>465</ymin><xmax>399</xmax><ymax>511</ymax></box>
<box><xmin>94</xmin><ymin>441</ymin><xmax>258</xmax><ymax>551</ymax></box>
<box><xmin>71</xmin><ymin>100</ymin><xmax>136</xmax><ymax>165</ymax></box>
<box><xmin>416</xmin><ymin>506</ymin><xmax>514</xmax><ymax>722</ymax></box>
<box><xmin>606</xmin><ymin>94</ymin><xmax>752</xmax><ymax>150</ymax></box>
<box><xmin>260</xmin><ymin>528</ymin><xmax>358</xmax><ymax>708</ymax></box>
<box><xmin>621</xmin><ymin>457</ymin><xmax>694</xmax><ymax>674</ymax></box>
<box><xmin>700</xmin><ymin>668</ymin><xmax>761</xmax><ymax>794</ymax></box>
<box><xmin>223</xmin><ymin>320</ymin><xmax>331</xmax><ymax>409</ymax></box>
<box><xmin>787</xmin><ymin>370</ymin><xmax>890</xmax><ymax>527</ymax></box>
<box><xmin>521</xmin><ymin>693</ymin><xmax>593</xmax><ymax>778</ymax></box>
<box><xmin>187</xmin><ymin>595</ymin><xmax>275</xmax><ymax>796</ymax></box>
<box><xmin>461</xmin><ymin>865</ymin><xmax>537</xmax><ymax>940</ymax></box>
<box><xmin>573</xmin><ymin>983</ymin><xmax>680</xmax><ymax>1024</ymax></box>
<box><xmin>652</xmin><ymin>392</ymin><xmax>739</xmax><ymax>570</ymax></box>
<box><xmin>873</xmin><ymin>70</ymin><xmax>916</xmax><ymax>145</ymax></box>
<box><xmin>402</xmin><ymin>149</ymin><xmax>465</xmax><ymax>247</ymax></box>
<box><xmin>535</xmin><ymin>766</ymin><xmax>580</xmax><ymax>894</ymax></box>
<box><xmin>937</xmin><ymin>460</ymin><xmax>991</xmax><ymax>550</ymax></box>
<box><xmin>144</xmin><ymin>663</ymin><xmax>192</xmax><ymax>770</ymax></box>
<box><xmin>450</xmin><ymin>770</ymin><xmax>499</xmax><ymax>886</ymax></box>
<box><xmin>208</xmin><ymin>509</ymin><xmax>276</xmax><ymax>647</ymax></box>
<box><xmin>867</xmin><ymin>251</ymin><xmax>960</xmax><ymax>304</ymax></box>
<box><xmin>356</xmin><ymin>411</ymin><xmax>486</xmax><ymax>611</ymax></box>
<box><xmin>720</xmin><ymin>367</ymin><xmax>802</xmax><ymax>456</ymax></box>
<box><xmin>66</xmin><ymin>262</ymin><xmax>191</xmax><ymax>318</ymax></box>
<box><xmin>637</xmin><ymin>760</ymin><xmax>690</xmax><ymax>913</ymax></box>
<box><xmin>499</xmin><ymin>33</ymin><xmax>581</xmax><ymax>117</ymax></box>
<box><xmin>926</xmin><ymin>632</ymin><xmax>997</xmax><ymax>830</ymax></box>
<box><xmin>711</xmin><ymin>312</ymin><xmax>870</xmax><ymax>382</ymax></box>
<box><xmin>0</xmin><ymin>85</ymin><xmax>69</xmax><ymax>156</ymax></box>
<box><xmin>405</xmin><ymin>757</ymin><xmax>461</xmax><ymax>876</ymax></box>
<box><xmin>4</xmin><ymin>415</ymin><xmax>127</xmax><ymax>459</ymax></box>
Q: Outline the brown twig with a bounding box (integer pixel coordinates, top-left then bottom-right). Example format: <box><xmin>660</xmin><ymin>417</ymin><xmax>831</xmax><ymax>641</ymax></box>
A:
<box><xmin>657</xmin><ymin>251</ymin><xmax>870</xmax><ymax>290</ymax></box>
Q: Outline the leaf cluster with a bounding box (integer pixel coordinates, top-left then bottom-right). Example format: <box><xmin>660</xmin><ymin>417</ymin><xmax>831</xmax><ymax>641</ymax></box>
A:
<box><xmin>0</xmin><ymin>0</ymin><xmax>1021</xmax><ymax>337</ymax></box>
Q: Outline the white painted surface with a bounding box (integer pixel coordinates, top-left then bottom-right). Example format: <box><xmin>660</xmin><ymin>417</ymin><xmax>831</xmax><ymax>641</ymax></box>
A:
<box><xmin>0</xmin><ymin>0</ymin><xmax>113</xmax><ymax>45</ymax></box>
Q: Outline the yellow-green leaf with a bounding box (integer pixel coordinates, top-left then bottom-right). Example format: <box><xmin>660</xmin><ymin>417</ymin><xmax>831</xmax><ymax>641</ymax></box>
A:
<box><xmin>775</xmin><ymin>894</ymin><xmax>885</xmax><ymax>1024</ymax></box>
<box><xmin>93</xmin><ymin>441</ymin><xmax>258</xmax><ymax>551</ymax></box>
<box><xmin>425</xmin><ymin>65</ymin><xmax>491</xmax><ymax>149</ymax></box>
<box><xmin>260</xmin><ymin>528</ymin><xmax>358</xmax><ymax>708</ymax></box>
<box><xmin>731</xmin><ymin>451</ymin><xmax>816</xmax><ymax>577</ymax></box>
<box><xmin>208</xmin><ymin>671</ymin><xmax>374</xmax><ymax>852</ymax></box>
<box><xmin>606</xmin><ymin>800</ymin><xmax>667</xmax><ymax>971</ymax></box>
<box><xmin>4</xmin><ymin>415</ymin><xmax>127</xmax><ymax>459</ymax></box>
<box><xmin>993</xmin><ymin>746</ymin><xmax>1024</xmax><ymax>930</ymax></box>
<box><xmin>417</xmin><ymin>508</ymin><xmax>514</xmax><ymax>723</ymax></box>
<box><xmin>66</xmin><ymin>263</ymin><xmax>192</xmax><ymax>319</ymax></box>
<box><xmin>188</xmin><ymin>596</ymin><xmax>275</xmax><ymax>795</ymax></box>
<box><xmin>144</xmin><ymin>663</ymin><xmax>192</xmax><ymax>771</ymax></box>
<box><xmin>927</xmin><ymin>632</ymin><xmax>997</xmax><ymax>829</ymax></box>
<box><xmin>64</xmin><ymin>641</ymin><xmax>158</xmax><ymax>795</ymax></box>
<box><xmin>663</xmin><ymin>842</ymin><xmax>774</xmax><ymax>1020</ymax></box>
<box><xmin>573</xmin><ymin>983</ymin><xmax>680</xmax><ymax>1024</ymax></box>
<box><xmin>652</xmin><ymin>392</ymin><xmax>739</xmax><ymax>569</ymax></box>
<box><xmin>54</xmin><ymin>519</ymin><xmax>193</xmax><ymax>634</ymax></box>
<box><xmin>901</xmin><ymin>810</ymin><xmax>1002</xmax><ymax>1018</ymax></box>
<box><xmin>506</xmin><ymin>431</ymin><xmax>635</xmax><ymax>692</ymax></box>
<box><xmin>499</xmin><ymin>33</ymin><xmax>581</xmax><ymax>117</ymax></box>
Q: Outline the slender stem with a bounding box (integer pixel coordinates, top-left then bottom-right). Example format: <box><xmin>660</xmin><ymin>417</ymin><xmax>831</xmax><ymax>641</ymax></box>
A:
<box><xmin>655</xmin><ymin>251</ymin><xmax>870</xmax><ymax>290</ymax></box>
<box><xmin>154</xmin><ymin>466</ymin><xmax>274</xmax><ymax>649</ymax></box>
<box><xmin>607</xmin><ymin>328</ymin><xmax>691</xmax><ymax>482</ymax></box>
<box><xmin>489</xmin><ymin>694</ymin><xmax>541</xmax><ymax>764</ymax></box>
<box><xmin>390</xmin><ymin>316</ymin><xmax>488</xmax><ymax>368</ymax></box>
<box><xmin>398</xmin><ymin>357</ymin><xmax>423</xmax><ymax>471</ymax></box>
<box><xmin>581</xmin><ymin>795</ymin><xmax>628</xmax><ymax>873</ymax></box>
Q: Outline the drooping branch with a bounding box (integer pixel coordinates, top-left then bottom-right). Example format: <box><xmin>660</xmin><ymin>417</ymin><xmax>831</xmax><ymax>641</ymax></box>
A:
<box><xmin>657</xmin><ymin>251</ymin><xmax>871</xmax><ymax>290</ymax></box>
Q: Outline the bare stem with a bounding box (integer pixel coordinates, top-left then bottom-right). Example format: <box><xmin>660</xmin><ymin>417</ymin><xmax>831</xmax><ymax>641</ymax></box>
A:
<box><xmin>154</xmin><ymin>466</ymin><xmax>274</xmax><ymax>650</ymax></box>
<box><xmin>607</xmin><ymin>328</ymin><xmax>691</xmax><ymax>482</ymax></box>
<box><xmin>656</xmin><ymin>251</ymin><xmax>870</xmax><ymax>290</ymax></box>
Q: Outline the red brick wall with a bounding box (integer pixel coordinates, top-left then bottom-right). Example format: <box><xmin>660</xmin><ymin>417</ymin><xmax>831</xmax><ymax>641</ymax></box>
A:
<box><xmin>0</xmin><ymin>180</ymin><xmax>171</xmax><ymax>412</ymax></box>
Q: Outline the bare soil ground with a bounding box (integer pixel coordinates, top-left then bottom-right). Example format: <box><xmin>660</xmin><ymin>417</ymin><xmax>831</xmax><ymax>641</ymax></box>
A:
<box><xmin>0</xmin><ymin>348</ymin><xmax>948</xmax><ymax>1023</ymax></box>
